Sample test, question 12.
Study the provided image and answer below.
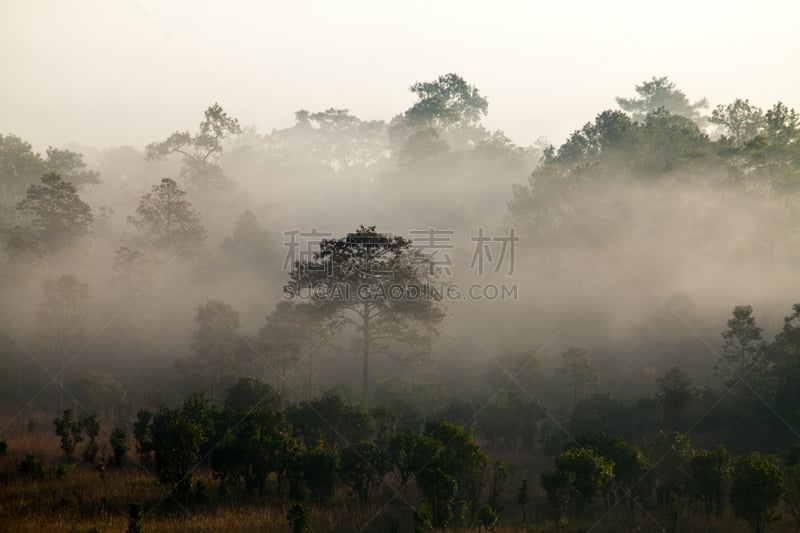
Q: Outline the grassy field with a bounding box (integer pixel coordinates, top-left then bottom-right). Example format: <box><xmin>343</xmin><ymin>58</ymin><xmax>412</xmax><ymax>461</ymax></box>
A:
<box><xmin>1</xmin><ymin>416</ymin><xmax>799</xmax><ymax>532</ymax></box>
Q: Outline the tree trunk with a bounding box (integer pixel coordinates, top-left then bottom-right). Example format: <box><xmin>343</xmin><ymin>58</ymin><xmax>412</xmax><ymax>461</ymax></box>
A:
<box><xmin>362</xmin><ymin>302</ymin><xmax>371</xmax><ymax>401</ymax></box>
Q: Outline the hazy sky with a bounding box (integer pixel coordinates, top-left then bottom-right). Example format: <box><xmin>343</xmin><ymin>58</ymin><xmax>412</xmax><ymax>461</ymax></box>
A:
<box><xmin>2</xmin><ymin>0</ymin><xmax>798</xmax><ymax>151</ymax></box>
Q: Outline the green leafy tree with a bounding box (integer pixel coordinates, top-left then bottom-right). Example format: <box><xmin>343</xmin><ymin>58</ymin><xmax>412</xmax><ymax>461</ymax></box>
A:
<box><xmin>0</xmin><ymin>135</ymin><xmax>98</xmax><ymax>209</ymax></box>
<box><xmin>730</xmin><ymin>452</ymin><xmax>784</xmax><ymax>533</ymax></box>
<box><xmin>690</xmin><ymin>445</ymin><xmax>733</xmax><ymax>517</ymax></box>
<box><xmin>223</xmin><ymin>377</ymin><xmax>281</xmax><ymax>411</ymax></box>
<box><xmin>423</xmin><ymin>419</ymin><xmax>491</xmax><ymax>518</ymax></box>
<box><xmin>416</xmin><ymin>466</ymin><xmax>459</xmax><ymax>530</ymax></box>
<box><xmin>488</xmin><ymin>459</ymin><xmax>508</xmax><ymax>512</ymax></box>
<box><xmin>770</xmin><ymin>303</ymin><xmax>800</xmax><ymax>402</ymax></box>
<box><xmin>478</xmin><ymin>503</ymin><xmax>499</xmax><ymax>532</ymax></box>
<box><xmin>286</xmin><ymin>225</ymin><xmax>444</xmax><ymax>397</ymax></box>
<box><xmin>81</xmin><ymin>413</ymin><xmax>101</xmax><ymax>464</ymax></box>
<box><xmin>109</xmin><ymin>427</ymin><xmax>128</xmax><ymax>467</ymax></box>
<box><xmin>543</xmin><ymin>447</ymin><xmax>614</xmax><ymax>515</ymax></box>
<box><xmin>0</xmin><ymin>134</ymin><xmax>47</xmax><ymax>205</ymax></box>
<box><xmin>289</xmin><ymin>392</ymin><xmax>373</xmax><ymax>448</ymax></box>
<box><xmin>42</xmin><ymin>147</ymin><xmax>100</xmax><ymax>188</ymax></box>
<box><xmin>10</xmin><ymin>173</ymin><xmax>93</xmax><ymax>256</ymax></box>
<box><xmin>147</xmin><ymin>395</ymin><xmax>216</xmax><ymax>501</ymax></box>
<box><xmin>616</xmin><ymin>76</ymin><xmax>708</xmax><ymax>123</ymax></box>
<box><xmin>517</xmin><ymin>479</ymin><xmax>530</xmax><ymax>521</ymax></box>
<box><xmin>763</xmin><ymin>101</ymin><xmax>799</xmax><ymax>146</ymax></box>
<box><xmin>570</xmin><ymin>432</ymin><xmax>650</xmax><ymax>508</ymax></box>
<box><xmin>146</xmin><ymin>103</ymin><xmax>241</xmax><ymax>194</ymax></box>
<box><xmin>634</xmin><ymin>108</ymin><xmax>712</xmax><ymax>174</ymax></box>
<box><xmin>37</xmin><ymin>274</ymin><xmax>90</xmax><ymax>413</ymax></box>
<box><xmin>404</xmin><ymin>73</ymin><xmax>488</xmax><ymax>131</ymax></box>
<box><xmin>287</xmin><ymin>503</ymin><xmax>310</xmax><ymax>533</ymax></box>
<box><xmin>298</xmin><ymin>443</ymin><xmax>339</xmax><ymax>502</ymax></box>
<box><xmin>340</xmin><ymin>440</ymin><xmax>391</xmax><ymax>502</ymax></box>
<box><xmin>710</xmin><ymin>99</ymin><xmax>764</xmax><ymax>148</ymax></box>
<box><xmin>389</xmin><ymin>429</ymin><xmax>439</xmax><ymax>487</ymax></box>
<box><xmin>783</xmin><ymin>445</ymin><xmax>800</xmax><ymax>527</ymax></box>
<box><xmin>717</xmin><ymin>305</ymin><xmax>769</xmax><ymax>391</ymax></box>
<box><xmin>127</xmin><ymin>178</ymin><xmax>206</xmax><ymax>256</ymax></box>
<box><xmin>640</xmin><ymin>431</ymin><xmax>695</xmax><ymax>506</ymax></box>
<box><xmin>54</xmin><ymin>409</ymin><xmax>83</xmax><ymax>461</ymax></box>
<box><xmin>211</xmin><ymin>404</ymin><xmax>297</xmax><ymax>493</ymax></box>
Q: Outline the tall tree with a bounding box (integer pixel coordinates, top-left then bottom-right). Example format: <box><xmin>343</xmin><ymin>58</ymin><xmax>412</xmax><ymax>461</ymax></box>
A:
<box><xmin>146</xmin><ymin>103</ymin><xmax>241</xmax><ymax>194</ymax></box>
<box><xmin>616</xmin><ymin>76</ymin><xmax>708</xmax><ymax>123</ymax></box>
<box><xmin>710</xmin><ymin>99</ymin><xmax>764</xmax><ymax>148</ymax></box>
<box><xmin>127</xmin><ymin>178</ymin><xmax>206</xmax><ymax>257</ymax></box>
<box><xmin>730</xmin><ymin>453</ymin><xmax>784</xmax><ymax>533</ymax></box>
<box><xmin>221</xmin><ymin>209</ymin><xmax>274</xmax><ymax>269</ymax></box>
<box><xmin>716</xmin><ymin>305</ymin><xmax>768</xmax><ymax>390</ymax></box>
<box><xmin>9</xmin><ymin>173</ymin><xmax>93</xmax><ymax>256</ymax></box>
<box><xmin>0</xmin><ymin>135</ymin><xmax>98</xmax><ymax>209</ymax></box>
<box><xmin>42</xmin><ymin>147</ymin><xmax>100</xmax><ymax>188</ymax></box>
<box><xmin>37</xmin><ymin>274</ymin><xmax>90</xmax><ymax>414</ymax></box>
<box><xmin>391</xmin><ymin>73</ymin><xmax>489</xmax><ymax>150</ymax></box>
<box><xmin>177</xmin><ymin>299</ymin><xmax>246</xmax><ymax>404</ymax></box>
<box><xmin>286</xmin><ymin>225</ymin><xmax>444</xmax><ymax>398</ymax></box>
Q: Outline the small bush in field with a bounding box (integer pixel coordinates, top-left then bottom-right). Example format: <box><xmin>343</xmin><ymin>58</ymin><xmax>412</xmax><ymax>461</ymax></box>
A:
<box><xmin>81</xmin><ymin>414</ymin><xmax>101</xmax><ymax>464</ymax></box>
<box><xmin>19</xmin><ymin>452</ymin><xmax>45</xmax><ymax>479</ymax></box>
<box><xmin>110</xmin><ymin>427</ymin><xmax>128</xmax><ymax>467</ymax></box>
<box><xmin>54</xmin><ymin>409</ymin><xmax>83</xmax><ymax>461</ymax></box>
<box><xmin>287</xmin><ymin>503</ymin><xmax>310</xmax><ymax>533</ymax></box>
<box><xmin>126</xmin><ymin>502</ymin><xmax>144</xmax><ymax>533</ymax></box>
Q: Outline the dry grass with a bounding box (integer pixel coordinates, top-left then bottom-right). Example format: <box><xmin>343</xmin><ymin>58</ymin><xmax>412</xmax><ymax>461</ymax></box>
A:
<box><xmin>1</xmin><ymin>424</ymin><xmax>800</xmax><ymax>532</ymax></box>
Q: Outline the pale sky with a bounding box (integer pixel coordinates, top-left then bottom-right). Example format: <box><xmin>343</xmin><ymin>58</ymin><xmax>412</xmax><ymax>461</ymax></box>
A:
<box><xmin>2</xmin><ymin>0</ymin><xmax>798</xmax><ymax>151</ymax></box>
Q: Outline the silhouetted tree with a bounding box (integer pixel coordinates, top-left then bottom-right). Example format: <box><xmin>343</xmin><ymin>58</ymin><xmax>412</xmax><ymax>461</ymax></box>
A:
<box><xmin>146</xmin><ymin>103</ymin><xmax>241</xmax><ymax>194</ymax></box>
<box><xmin>616</xmin><ymin>76</ymin><xmax>708</xmax><ymax>123</ymax></box>
<box><xmin>730</xmin><ymin>452</ymin><xmax>783</xmax><ymax>533</ymax></box>
<box><xmin>127</xmin><ymin>178</ymin><xmax>206</xmax><ymax>257</ymax></box>
<box><xmin>286</xmin><ymin>225</ymin><xmax>444</xmax><ymax>397</ymax></box>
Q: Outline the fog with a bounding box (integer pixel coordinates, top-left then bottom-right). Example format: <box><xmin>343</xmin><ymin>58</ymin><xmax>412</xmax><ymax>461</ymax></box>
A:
<box><xmin>1</xmin><ymin>67</ymin><xmax>799</xmax><ymax>414</ymax></box>
<box><xmin>2</xmin><ymin>1</ymin><xmax>799</xmax><ymax>150</ymax></box>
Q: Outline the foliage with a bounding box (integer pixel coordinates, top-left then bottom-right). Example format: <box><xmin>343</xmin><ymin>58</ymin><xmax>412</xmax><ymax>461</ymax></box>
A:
<box><xmin>109</xmin><ymin>427</ymin><xmax>128</xmax><ymax>467</ymax></box>
<box><xmin>477</xmin><ymin>503</ymin><xmax>499</xmax><ymax>532</ymax></box>
<box><xmin>286</xmin><ymin>225</ymin><xmax>445</xmax><ymax>396</ymax></box>
<box><xmin>127</xmin><ymin>178</ymin><xmax>206</xmax><ymax>255</ymax></box>
<box><xmin>10</xmin><ymin>173</ymin><xmax>93</xmax><ymax>256</ymax></box>
<box><xmin>340</xmin><ymin>440</ymin><xmax>391</xmax><ymax>502</ymax></box>
<box><xmin>690</xmin><ymin>445</ymin><xmax>732</xmax><ymax>516</ymax></box>
<box><xmin>223</xmin><ymin>377</ymin><xmax>281</xmax><ymax>412</ymax></box>
<box><xmin>287</xmin><ymin>503</ymin><xmax>310</xmax><ymax>533</ymax></box>
<box><xmin>616</xmin><ymin>76</ymin><xmax>708</xmax><ymax>123</ymax></box>
<box><xmin>54</xmin><ymin>409</ymin><xmax>83</xmax><ymax>461</ymax></box>
<box><xmin>146</xmin><ymin>103</ymin><xmax>241</xmax><ymax>193</ymax></box>
<box><xmin>730</xmin><ymin>452</ymin><xmax>783</xmax><ymax>533</ymax></box>
<box><xmin>81</xmin><ymin>414</ymin><xmax>101</xmax><ymax>464</ymax></box>
<box><xmin>717</xmin><ymin>305</ymin><xmax>768</xmax><ymax>392</ymax></box>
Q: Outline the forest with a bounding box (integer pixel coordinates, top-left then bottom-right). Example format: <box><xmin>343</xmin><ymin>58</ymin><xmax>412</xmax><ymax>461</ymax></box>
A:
<box><xmin>1</xmin><ymin>73</ymin><xmax>800</xmax><ymax>532</ymax></box>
